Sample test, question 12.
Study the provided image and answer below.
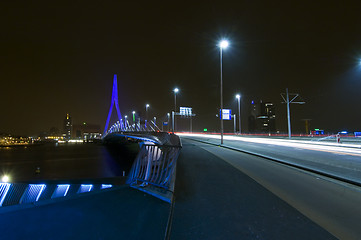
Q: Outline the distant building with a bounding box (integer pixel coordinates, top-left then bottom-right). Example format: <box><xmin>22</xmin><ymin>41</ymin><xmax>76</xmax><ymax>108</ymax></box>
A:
<box><xmin>248</xmin><ymin>101</ymin><xmax>276</xmax><ymax>133</ymax></box>
<box><xmin>49</xmin><ymin>127</ymin><xmax>60</xmax><ymax>136</ymax></box>
<box><xmin>72</xmin><ymin>123</ymin><xmax>101</xmax><ymax>140</ymax></box>
<box><xmin>63</xmin><ymin>113</ymin><xmax>72</xmax><ymax>140</ymax></box>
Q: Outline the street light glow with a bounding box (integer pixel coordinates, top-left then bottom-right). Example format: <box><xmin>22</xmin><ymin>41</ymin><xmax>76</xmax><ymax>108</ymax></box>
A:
<box><xmin>236</xmin><ymin>94</ymin><xmax>241</xmax><ymax>99</ymax></box>
<box><xmin>174</xmin><ymin>88</ymin><xmax>179</xmax><ymax>93</ymax></box>
<box><xmin>1</xmin><ymin>175</ymin><xmax>9</xmax><ymax>183</ymax></box>
<box><xmin>132</xmin><ymin>111</ymin><xmax>135</xmax><ymax>114</ymax></box>
<box><xmin>146</xmin><ymin>104</ymin><xmax>150</xmax><ymax>108</ymax></box>
<box><xmin>219</xmin><ymin>40</ymin><xmax>229</xmax><ymax>49</ymax></box>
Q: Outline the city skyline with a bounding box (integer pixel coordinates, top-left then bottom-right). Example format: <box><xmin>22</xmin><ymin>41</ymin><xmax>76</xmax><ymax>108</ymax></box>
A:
<box><xmin>1</xmin><ymin>1</ymin><xmax>361</xmax><ymax>135</ymax></box>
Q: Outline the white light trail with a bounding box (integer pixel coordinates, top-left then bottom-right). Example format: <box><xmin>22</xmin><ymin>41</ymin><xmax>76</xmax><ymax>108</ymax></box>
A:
<box><xmin>178</xmin><ymin>133</ymin><xmax>361</xmax><ymax>157</ymax></box>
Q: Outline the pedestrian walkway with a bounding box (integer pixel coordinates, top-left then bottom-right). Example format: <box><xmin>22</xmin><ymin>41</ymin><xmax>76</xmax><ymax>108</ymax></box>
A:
<box><xmin>0</xmin><ymin>186</ymin><xmax>170</xmax><ymax>239</ymax></box>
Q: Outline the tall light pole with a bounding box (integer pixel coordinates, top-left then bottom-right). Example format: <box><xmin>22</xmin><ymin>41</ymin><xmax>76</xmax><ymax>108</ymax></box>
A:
<box><xmin>145</xmin><ymin>104</ymin><xmax>150</xmax><ymax>130</ymax></box>
<box><xmin>173</xmin><ymin>88</ymin><xmax>179</xmax><ymax>132</ymax></box>
<box><xmin>146</xmin><ymin>104</ymin><xmax>150</xmax><ymax>118</ymax></box>
<box><xmin>167</xmin><ymin>113</ymin><xmax>170</xmax><ymax>132</ymax></box>
<box><xmin>132</xmin><ymin>111</ymin><xmax>136</xmax><ymax>123</ymax></box>
<box><xmin>236</xmin><ymin>94</ymin><xmax>241</xmax><ymax>134</ymax></box>
<box><xmin>219</xmin><ymin>40</ymin><xmax>229</xmax><ymax>144</ymax></box>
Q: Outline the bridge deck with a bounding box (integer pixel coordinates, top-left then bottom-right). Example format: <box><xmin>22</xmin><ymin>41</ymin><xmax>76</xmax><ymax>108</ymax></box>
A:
<box><xmin>0</xmin><ymin>138</ymin><xmax>336</xmax><ymax>239</ymax></box>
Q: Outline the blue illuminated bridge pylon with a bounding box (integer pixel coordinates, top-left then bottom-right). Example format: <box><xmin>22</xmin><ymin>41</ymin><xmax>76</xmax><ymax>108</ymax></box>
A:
<box><xmin>103</xmin><ymin>74</ymin><xmax>124</xmax><ymax>135</ymax></box>
<box><xmin>103</xmin><ymin>74</ymin><xmax>162</xmax><ymax>137</ymax></box>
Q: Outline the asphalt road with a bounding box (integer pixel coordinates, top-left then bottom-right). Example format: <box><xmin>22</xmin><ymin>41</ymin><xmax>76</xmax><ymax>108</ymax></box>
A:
<box><xmin>176</xmin><ymin>136</ymin><xmax>361</xmax><ymax>239</ymax></box>
<box><xmin>170</xmin><ymin>138</ymin><xmax>338</xmax><ymax>240</ymax></box>
<box><xmin>180</xmin><ymin>134</ymin><xmax>361</xmax><ymax>184</ymax></box>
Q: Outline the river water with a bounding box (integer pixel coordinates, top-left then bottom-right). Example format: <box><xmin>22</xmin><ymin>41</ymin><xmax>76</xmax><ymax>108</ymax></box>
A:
<box><xmin>0</xmin><ymin>142</ymin><xmax>138</xmax><ymax>182</ymax></box>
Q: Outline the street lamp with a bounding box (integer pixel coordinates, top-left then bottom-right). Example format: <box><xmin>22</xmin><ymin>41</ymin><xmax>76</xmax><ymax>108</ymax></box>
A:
<box><xmin>173</xmin><ymin>88</ymin><xmax>179</xmax><ymax>132</ymax></box>
<box><xmin>236</xmin><ymin>94</ymin><xmax>241</xmax><ymax>134</ymax></box>
<box><xmin>219</xmin><ymin>39</ymin><xmax>229</xmax><ymax>144</ymax></box>
<box><xmin>174</xmin><ymin>88</ymin><xmax>179</xmax><ymax>112</ymax></box>
<box><xmin>146</xmin><ymin>104</ymin><xmax>150</xmax><ymax>115</ymax></box>
<box><xmin>132</xmin><ymin>111</ymin><xmax>136</xmax><ymax>123</ymax></box>
<box><xmin>167</xmin><ymin>113</ymin><xmax>170</xmax><ymax>132</ymax></box>
<box><xmin>145</xmin><ymin>104</ymin><xmax>150</xmax><ymax>129</ymax></box>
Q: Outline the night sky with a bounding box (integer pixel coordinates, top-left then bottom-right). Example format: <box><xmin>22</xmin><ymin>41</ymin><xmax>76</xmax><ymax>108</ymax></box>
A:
<box><xmin>1</xmin><ymin>1</ymin><xmax>361</xmax><ymax>135</ymax></box>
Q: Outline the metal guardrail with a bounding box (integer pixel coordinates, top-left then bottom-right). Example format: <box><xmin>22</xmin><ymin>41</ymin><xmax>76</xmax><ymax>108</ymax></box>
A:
<box><xmin>127</xmin><ymin>143</ymin><xmax>181</xmax><ymax>203</ymax></box>
<box><xmin>0</xmin><ymin>183</ymin><xmax>113</xmax><ymax>208</ymax></box>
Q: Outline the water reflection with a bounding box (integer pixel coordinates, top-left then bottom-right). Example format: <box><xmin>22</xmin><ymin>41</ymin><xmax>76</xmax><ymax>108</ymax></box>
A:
<box><xmin>0</xmin><ymin>143</ymin><xmax>139</xmax><ymax>182</ymax></box>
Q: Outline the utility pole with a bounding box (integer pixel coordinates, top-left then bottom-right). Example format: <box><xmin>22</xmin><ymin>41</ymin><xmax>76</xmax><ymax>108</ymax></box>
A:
<box><xmin>281</xmin><ymin>88</ymin><xmax>305</xmax><ymax>139</ymax></box>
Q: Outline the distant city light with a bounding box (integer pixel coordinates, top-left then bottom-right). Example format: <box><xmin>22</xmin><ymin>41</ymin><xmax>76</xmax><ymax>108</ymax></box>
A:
<box><xmin>68</xmin><ymin>139</ymin><xmax>83</xmax><ymax>143</ymax></box>
<box><xmin>219</xmin><ymin>40</ymin><xmax>229</xmax><ymax>49</ymax></box>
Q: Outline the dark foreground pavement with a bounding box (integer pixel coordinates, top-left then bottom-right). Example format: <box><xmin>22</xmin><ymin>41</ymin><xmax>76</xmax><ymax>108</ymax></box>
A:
<box><xmin>0</xmin><ymin>138</ymin><xmax>336</xmax><ymax>239</ymax></box>
<box><xmin>0</xmin><ymin>186</ymin><xmax>170</xmax><ymax>240</ymax></box>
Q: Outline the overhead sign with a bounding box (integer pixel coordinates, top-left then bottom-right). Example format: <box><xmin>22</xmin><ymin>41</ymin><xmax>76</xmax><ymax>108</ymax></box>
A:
<box><xmin>220</xmin><ymin>109</ymin><xmax>232</xmax><ymax>120</ymax></box>
<box><xmin>180</xmin><ymin>107</ymin><xmax>193</xmax><ymax>117</ymax></box>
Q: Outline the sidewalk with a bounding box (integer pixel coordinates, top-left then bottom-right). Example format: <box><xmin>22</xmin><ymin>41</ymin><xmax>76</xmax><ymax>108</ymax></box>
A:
<box><xmin>0</xmin><ymin>186</ymin><xmax>170</xmax><ymax>240</ymax></box>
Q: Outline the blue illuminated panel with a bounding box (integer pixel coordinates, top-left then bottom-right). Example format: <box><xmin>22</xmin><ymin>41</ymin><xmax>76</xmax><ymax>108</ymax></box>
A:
<box><xmin>21</xmin><ymin>184</ymin><xmax>46</xmax><ymax>204</ymax></box>
<box><xmin>52</xmin><ymin>184</ymin><xmax>70</xmax><ymax>199</ymax></box>
<box><xmin>101</xmin><ymin>184</ymin><xmax>112</xmax><ymax>189</ymax></box>
<box><xmin>0</xmin><ymin>183</ymin><xmax>11</xmax><ymax>206</ymax></box>
<box><xmin>219</xmin><ymin>109</ymin><xmax>232</xmax><ymax>120</ymax></box>
<box><xmin>77</xmin><ymin>184</ymin><xmax>93</xmax><ymax>193</ymax></box>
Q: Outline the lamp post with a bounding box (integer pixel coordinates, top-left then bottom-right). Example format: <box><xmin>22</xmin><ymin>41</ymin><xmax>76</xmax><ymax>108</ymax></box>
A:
<box><xmin>219</xmin><ymin>40</ymin><xmax>229</xmax><ymax>144</ymax></box>
<box><xmin>132</xmin><ymin>111</ymin><xmax>136</xmax><ymax>123</ymax></box>
<box><xmin>236</xmin><ymin>94</ymin><xmax>241</xmax><ymax>134</ymax></box>
<box><xmin>145</xmin><ymin>104</ymin><xmax>150</xmax><ymax>130</ymax></box>
<box><xmin>125</xmin><ymin>115</ymin><xmax>128</xmax><ymax>129</ymax></box>
<box><xmin>167</xmin><ymin>113</ymin><xmax>170</xmax><ymax>132</ymax></box>
<box><xmin>173</xmin><ymin>88</ymin><xmax>179</xmax><ymax>132</ymax></box>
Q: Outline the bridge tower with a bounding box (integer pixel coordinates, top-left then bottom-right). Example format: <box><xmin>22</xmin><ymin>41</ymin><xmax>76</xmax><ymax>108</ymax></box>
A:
<box><xmin>103</xmin><ymin>74</ymin><xmax>123</xmax><ymax>135</ymax></box>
